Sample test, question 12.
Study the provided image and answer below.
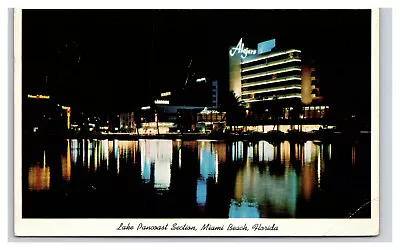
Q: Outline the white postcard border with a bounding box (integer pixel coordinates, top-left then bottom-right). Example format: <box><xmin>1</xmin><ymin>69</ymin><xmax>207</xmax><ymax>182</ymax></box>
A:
<box><xmin>13</xmin><ymin>8</ymin><xmax>380</xmax><ymax>237</ymax></box>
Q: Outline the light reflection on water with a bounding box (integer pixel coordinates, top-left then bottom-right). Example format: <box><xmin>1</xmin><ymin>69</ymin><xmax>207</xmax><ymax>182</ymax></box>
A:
<box><xmin>28</xmin><ymin>151</ymin><xmax>50</xmax><ymax>191</ymax></box>
<box><xmin>139</xmin><ymin>139</ymin><xmax>172</xmax><ymax>189</ymax></box>
<box><xmin>61</xmin><ymin>140</ymin><xmax>71</xmax><ymax>181</ymax></box>
<box><xmin>25</xmin><ymin>138</ymin><xmax>369</xmax><ymax>218</ymax></box>
<box><xmin>230</xmin><ymin>141</ymin><xmax>298</xmax><ymax>218</ymax></box>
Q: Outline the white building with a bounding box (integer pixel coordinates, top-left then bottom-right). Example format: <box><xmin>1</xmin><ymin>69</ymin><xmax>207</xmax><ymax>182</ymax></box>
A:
<box><xmin>229</xmin><ymin>38</ymin><xmax>320</xmax><ymax>107</ymax></box>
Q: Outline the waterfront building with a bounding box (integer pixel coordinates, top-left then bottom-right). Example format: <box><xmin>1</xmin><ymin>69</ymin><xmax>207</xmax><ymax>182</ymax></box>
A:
<box><xmin>119</xmin><ymin>112</ymin><xmax>135</xmax><ymax>131</ymax></box>
<box><xmin>196</xmin><ymin>107</ymin><xmax>227</xmax><ymax>133</ymax></box>
<box><xmin>229</xmin><ymin>38</ymin><xmax>320</xmax><ymax>106</ymax></box>
<box><xmin>140</xmin><ymin>103</ymin><xmax>205</xmax><ymax>134</ymax></box>
<box><xmin>138</xmin><ymin>82</ymin><xmax>221</xmax><ymax>134</ymax></box>
<box><xmin>228</xmin><ymin>38</ymin><xmax>329</xmax><ymax>132</ymax></box>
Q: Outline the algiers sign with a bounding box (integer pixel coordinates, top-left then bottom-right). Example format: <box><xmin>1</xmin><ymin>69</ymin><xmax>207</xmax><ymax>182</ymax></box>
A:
<box><xmin>229</xmin><ymin>38</ymin><xmax>257</xmax><ymax>59</ymax></box>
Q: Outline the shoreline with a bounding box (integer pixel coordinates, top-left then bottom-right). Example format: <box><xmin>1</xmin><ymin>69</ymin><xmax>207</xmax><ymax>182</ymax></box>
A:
<box><xmin>24</xmin><ymin>131</ymin><xmax>371</xmax><ymax>143</ymax></box>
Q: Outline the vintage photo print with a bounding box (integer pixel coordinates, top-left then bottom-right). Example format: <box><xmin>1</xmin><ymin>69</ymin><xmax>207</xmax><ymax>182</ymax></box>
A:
<box><xmin>14</xmin><ymin>8</ymin><xmax>379</xmax><ymax>236</ymax></box>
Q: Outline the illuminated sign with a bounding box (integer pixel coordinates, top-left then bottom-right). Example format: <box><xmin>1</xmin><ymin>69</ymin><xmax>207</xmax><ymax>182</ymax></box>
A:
<box><xmin>200</xmin><ymin>107</ymin><xmax>220</xmax><ymax>114</ymax></box>
<box><xmin>257</xmin><ymin>39</ymin><xmax>276</xmax><ymax>54</ymax></box>
<box><xmin>229</xmin><ymin>38</ymin><xmax>257</xmax><ymax>59</ymax></box>
<box><xmin>142</xmin><ymin>122</ymin><xmax>175</xmax><ymax>128</ymax></box>
<box><xmin>27</xmin><ymin>94</ymin><xmax>50</xmax><ymax>99</ymax></box>
<box><xmin>196</xmin><ymin>78</ymin><xmax>206</xmax><ymax>82</ymax></box>
<box><xmin>61</xmin><ymin>106</ymin><xmax>71</xmax><ymax>110</ymax></box>
<box><xmin>154</xmin><ymin>100</ymin><xmax>169</xmax><ymax>105</ymax></box>
<box><xmin>161</xmin><ymin>92</ymin><xmax>171</xmax><ymax>97</ymax></box>
<box><xmin>141</xmin><ymin>106</ymin><xmax>151</xmax><ymax>110</ymax></box>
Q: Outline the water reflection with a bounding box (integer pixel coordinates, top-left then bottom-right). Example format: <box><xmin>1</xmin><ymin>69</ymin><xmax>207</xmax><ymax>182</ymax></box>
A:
<box><xmin>61</xmin><ymin>140</ymin><xmax>71</xmax><ymax>181</ymax></box>
<box><xmin>352</xmin><ymin>145</ymin><xmax>356</xmax><ymax>167</ymax></box>
<box><xmin>87</xmin><ymin>139</ymin><xmax>91</xmax><ymax>170</ymax></box>
<box><xmin>140</xmin><ymin>140</ymin><xmax>172</xmax><ymax>189</ymax></box>
<box><xmin>197</xmin><ymin>142</ymin><xmax>218</xmax><ymax>209</ymax></box>
<box><xmin>230</xmin><ymin>141</ymin><xmax>298</xmax><ymax>218</ymax></box>
<box><xmin>24</xmin><ymin>138</ymin><xmax>368</xmax><ymax>218</ymax></box>
<box><xmin>28</xmin><ymin>151</ymin><xmax>50</xmax><ymax>191</ymax></box>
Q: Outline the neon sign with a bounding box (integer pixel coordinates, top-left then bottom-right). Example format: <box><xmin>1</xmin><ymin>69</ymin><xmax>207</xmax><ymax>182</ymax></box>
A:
<box><xmin>27</xmin><ymin>94</ymin><xmax>50</xmax><ymax>99</ymax></box>
<box><xmin>229</xmin><ymin>38</ymin><xmax>257</xmax><ymax>59</ymax></box>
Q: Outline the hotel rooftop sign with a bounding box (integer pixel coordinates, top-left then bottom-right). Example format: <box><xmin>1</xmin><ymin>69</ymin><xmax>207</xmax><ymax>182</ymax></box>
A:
<box><xmin>229</xmin><ymin>38</ymin><xmax>257</xmax><ymax>59</ymax></box>
<box><xmin>229</xmin><ymin>38</ymin><xmax>276</xmax><ymax>59</ymax></box>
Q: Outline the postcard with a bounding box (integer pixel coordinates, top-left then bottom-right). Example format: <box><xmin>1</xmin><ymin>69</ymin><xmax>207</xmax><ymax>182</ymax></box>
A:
<box><xmin>13</xmin><ymin>8</ymin><xmax>379</xmax><ymax>236</ymax></box>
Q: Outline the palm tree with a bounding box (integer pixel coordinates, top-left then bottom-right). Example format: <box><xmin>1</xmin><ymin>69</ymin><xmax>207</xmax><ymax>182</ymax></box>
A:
<box><xmin>289</xmin><ymin>100</ymin><xmax>303</xmax><ymax>131</ymax></box>
<box><xmin>134</xmin><ymin>109</ymin><xmax>142</xmax><ymax>136</ymax></box>
<box><xmin>155</xmin><ymin>109</ymin><xmax>160</xmax><ymax>135</ymax></box>
<box><xmin>267</xmin><ymin>96</ymin><xmax>281</xmax><ymax>131</ymax></box>
<box><xmin>222</xmin><ymin>91</ymin><xmax>245</xmax><ymax>131</ymax></box>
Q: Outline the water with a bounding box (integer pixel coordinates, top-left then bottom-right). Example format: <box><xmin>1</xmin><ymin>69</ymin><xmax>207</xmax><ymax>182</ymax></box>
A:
<box><xmin>22</xmin><ymin>138</ymin><xmax>371</xmax><ymax>218</ymax></box>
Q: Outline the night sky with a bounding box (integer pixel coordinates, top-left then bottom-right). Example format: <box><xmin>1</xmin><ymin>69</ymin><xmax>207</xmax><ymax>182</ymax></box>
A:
<box><xmin>22</xmin><ymin>9</ymin><xmax>371</xmax><ymax>118</ymax></box>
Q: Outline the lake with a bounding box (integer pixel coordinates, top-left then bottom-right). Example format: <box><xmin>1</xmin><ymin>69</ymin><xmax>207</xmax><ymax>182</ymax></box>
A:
<box><xmin>22</xmin><ymin>138</ymin><xmax>371</xmax><ymax>218</ymax></box>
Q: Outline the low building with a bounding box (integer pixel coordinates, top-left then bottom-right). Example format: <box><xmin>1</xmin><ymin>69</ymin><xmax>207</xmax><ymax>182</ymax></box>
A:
<box><xmin>139</xmin><ymin>103</ymin><xmax>206</xmax><ymax>134</ymax></box>
<box><xmin>196</xmin><ymin>107</ymin><xmax>226</xmax><ymax>133</ymax></box>
<box><xmin>119</xmin><ymin>112</ymin><xmax>135</xmax><ymax>132</ymax></box>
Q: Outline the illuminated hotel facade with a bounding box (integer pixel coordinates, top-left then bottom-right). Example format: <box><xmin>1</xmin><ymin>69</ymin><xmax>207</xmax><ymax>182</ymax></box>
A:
<box><xmin>229</xmin><ymin>38</ymin><xmax>319</xmax><ymax>107</ymax></box>
<box><xmin>229</xmin><ymin>39</ymin><xmax>329</xmax><ymax>131</ymax></box>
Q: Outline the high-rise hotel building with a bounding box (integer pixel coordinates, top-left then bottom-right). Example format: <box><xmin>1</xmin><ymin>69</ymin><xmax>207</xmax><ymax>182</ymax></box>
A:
<box><xmin>229</xmin><ymin>38</ymin><xmax>319</xmax><ymax>107</ymax></box>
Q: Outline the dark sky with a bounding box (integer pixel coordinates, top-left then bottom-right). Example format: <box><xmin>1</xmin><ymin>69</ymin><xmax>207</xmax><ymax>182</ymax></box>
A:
<box><xmin>22</xmin><ymin>9</ymin><xmax>371</xmax><ymax>117</ymax></box>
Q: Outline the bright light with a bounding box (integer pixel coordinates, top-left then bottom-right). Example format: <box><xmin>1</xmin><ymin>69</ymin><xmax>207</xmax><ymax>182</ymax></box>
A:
<box><xmin>242</xmin><ymin>94</ymin><xmax>301</xmax><ymax>103</ymax></box>
<box><xmin>317</xmin><ymin>147</ymin><xmax>321</xmax><ymax>188</ymax></box>
<box><xmin>242</xmin><ymin>66</ymin><xmax>301</xmax><ymax>80</ymax></box>
<box><xmin>140</xmin><ymin>140</ymin><xmax>172</xmax><ymax>188</ymax></box>
<box><xmin>200</xmin><ymin>107</ymin><xmax>220</xmax><ymax>114</ymax></box>
<box><xmin>229</xmin><ymin>38</ymin><xmax>257</xmax><ymax>59</ymax></box>
<box><xmin>141</xmin><ymin>106</ymin><xmax>151</xmax><ymax>110</ymax></box>
<box><xmin>62</xmin><ymin>140</ymin><xmax>71</xmax><ymax>181</ymax></box>
<box><xmin>154</xmin><ymin>100</ymin><xmax>169</xmax><ymax>104</ymax></box>
<box><xmin>304</xmin><ymin>141</ymin><xmax>312</xmax><ymax>164</ymax></box>
<box><xmin>242</xmin><ymin>58</ymin><xmax>301</xmax><ymax>72</ymax></box>
<box><xmin>141</xmin><ymin>122</ymin><xmax>174</xmax><ymax>128</ymax></box>
<box><xmin>242</xmin><ymin>76</ymin><xmax>301</xmax><ymax>88</ymax></box>
<box><xmin>241</xmin><ymin>49</ymin><xmax>301</xmax><ymax>65</ymax></box>
<box><xmin>27</xmin><ymin>94</ymin><xmax>50</xmax><ymax>99</ymax></box>
<box><xmin>161</xmin><ymin>92</ymin><xmax>171</xmax><ymax>97</ymax></box>
<box><xmin>242</xmin><ymin>85</ymin><xmax>301</xmax><ymax>95</ymax></box>
<box><xmin>196</xmin><ymin>78</ymin><xmax>206</xmax><ymax>82</ymax></box>
<box><xmin>28</xmin><ymin>164</ymin><xmax>50</xmax><ymax>191</ymax></box>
